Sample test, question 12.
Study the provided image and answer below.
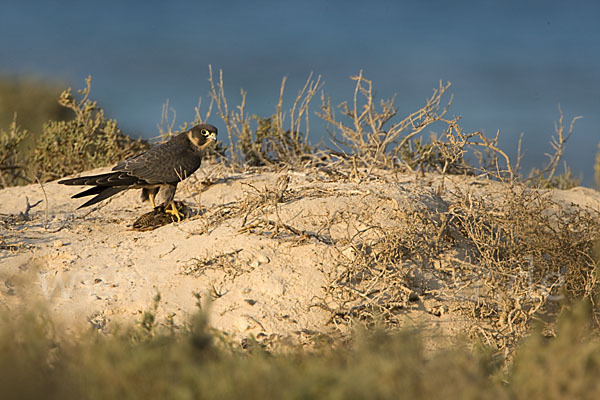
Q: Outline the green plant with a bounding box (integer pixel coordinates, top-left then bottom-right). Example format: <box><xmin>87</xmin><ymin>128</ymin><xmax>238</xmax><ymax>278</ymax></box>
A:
<box><xmin>29</xmin><ymin>76</ymin><xmax>149</xmax><ymax>182</ymax></box>
<box><xmin>0</xmin><ymin>116</ymin><xmax>29</xmax><ymax>188</ymax></box>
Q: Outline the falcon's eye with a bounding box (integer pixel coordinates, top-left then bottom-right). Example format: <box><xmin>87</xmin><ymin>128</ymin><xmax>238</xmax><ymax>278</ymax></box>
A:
<box><xmin>201</xmin><ymin>129</ymin><xmax>210</xmax><ymax>136</ymax></box>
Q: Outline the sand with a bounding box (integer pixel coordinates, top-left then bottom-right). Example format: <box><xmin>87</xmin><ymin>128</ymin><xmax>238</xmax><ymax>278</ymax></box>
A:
<box><xmin>1</xmin><ymin>164</ymin><xmax>599</xmax><ymax>345</ymax></box>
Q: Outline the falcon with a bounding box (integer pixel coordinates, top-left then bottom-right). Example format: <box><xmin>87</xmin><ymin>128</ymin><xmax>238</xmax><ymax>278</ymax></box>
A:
<box><xmin>59</xmin><ymin>124</ymin><xmax>218</xmax><ymax>221</ymax></box>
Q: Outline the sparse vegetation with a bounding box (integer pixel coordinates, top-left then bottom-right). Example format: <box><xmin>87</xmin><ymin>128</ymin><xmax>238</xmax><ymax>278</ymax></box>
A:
<box><xmin>0</xmin><ymin>69</ymin><xmax>587</xmax><ymax>186</ymax></box>
<box><xmin>1</xmin><ymin>69</ymin><xmax>599</xmax><ymax>398</ymax></box>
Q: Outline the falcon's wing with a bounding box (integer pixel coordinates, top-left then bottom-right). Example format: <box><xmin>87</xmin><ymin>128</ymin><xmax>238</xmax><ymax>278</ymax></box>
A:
<box><xmin>113</xmin><ymin>136</ymin><xmax>202</xmax><ymax>185</ymax></box>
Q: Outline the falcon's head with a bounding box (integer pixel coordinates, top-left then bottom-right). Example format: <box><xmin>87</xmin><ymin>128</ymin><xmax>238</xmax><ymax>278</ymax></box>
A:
<box><xmin>187</xmin><ymin>124</ymin><xmax>218</xmax><ymax>151</ymax></box>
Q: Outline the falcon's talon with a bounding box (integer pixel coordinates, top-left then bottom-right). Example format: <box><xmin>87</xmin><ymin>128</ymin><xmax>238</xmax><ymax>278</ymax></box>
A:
<box><xmin>164</xmin><ymin>203</ymin><xmax>184</xmax><ymax>222</ymax></box>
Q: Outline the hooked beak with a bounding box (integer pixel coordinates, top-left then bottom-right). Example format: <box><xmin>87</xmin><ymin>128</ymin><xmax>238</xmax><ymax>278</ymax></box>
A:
<box><xmin>207</xmin><ymin>132</ymin><xmax>217</xmax><ymax>141</ymax></box>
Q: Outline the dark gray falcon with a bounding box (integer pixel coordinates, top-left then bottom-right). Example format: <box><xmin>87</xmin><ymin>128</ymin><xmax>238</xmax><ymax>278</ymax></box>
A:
<box><xmin>59</xmin><ymin>124</ymin><xmax>218</xmax><ymax>220</ymax></box>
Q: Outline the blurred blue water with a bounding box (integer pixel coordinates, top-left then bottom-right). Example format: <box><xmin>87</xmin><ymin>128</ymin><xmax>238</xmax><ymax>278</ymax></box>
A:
<box><xmin>1</xmin><ymin>0</ymin><xmax>599</xmax><ymax>184</ymax></box>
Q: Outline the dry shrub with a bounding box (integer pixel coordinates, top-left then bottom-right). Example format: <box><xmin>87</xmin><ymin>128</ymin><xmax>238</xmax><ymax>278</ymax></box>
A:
<box><xmin>314</xmin><ymin>71</ymin><xmax>516</xmax><ymax>183</ymax></box>
<box><xmin>182</xmin><ymin>174</ymin><xmax>293</xmax><ymax>239</ymax></box>
<box><xmin>324</xmin><ymin>191</ymin><xmax>449</xmax><ymax>326</ymax></box>
<box><xmin>318</xmin><ymin>71</ymin><xmax>457</xmax><ymax>172</ymax></box>
<box><xmin>30</xmin><ymin>76</ymin><xmax>148</xmax><ymax>182</ymax></box>
<box><xmin>325</xmin><ymin>182</ymin><xmax>600</xmax><ymax>352</ymax></box>
<box><xmin>524</xmin><ymin>106</ymin><xmax>582</xmax><ymax>189</ymax></box>
<box><xmin>207</xmin><ymin>66</ymin><xmax>322</xmax><ymax>168</ymax></box>
<box><xmin>316</xmin><ymin>73</ymin><xmax>583</xmax><ymax>191</ymax></box>
<box><xmin>447</xmin><ymin>186</ymin><xmax>600</xmax><ymax>350</ymax></box>
<box><xmin>316</xmin><ymin>76</ymin><xmax>592</xmax><ymax>351</ymax></box>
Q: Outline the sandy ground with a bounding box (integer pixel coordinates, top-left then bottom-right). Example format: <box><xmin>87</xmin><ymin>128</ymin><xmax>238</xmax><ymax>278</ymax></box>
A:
<box><xmin>1</xmin><ymin>165</ymin><xmax>599</xmax><ymax>345</ymax></box>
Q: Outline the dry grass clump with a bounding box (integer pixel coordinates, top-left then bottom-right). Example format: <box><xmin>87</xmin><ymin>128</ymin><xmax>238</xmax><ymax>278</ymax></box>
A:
<box><xmin>186</xmin><ymin>174</ymin><xmax>293</xmax><ymax>236</ymax></box>
<box><xmin>180</xmin><ymin>249</ymin><xmax>247</xmax><ymax>282</ymax></box>
<box><xmin>191</xmin><ymin>173</ymin><xmax>332</xmax><ymax>243</ymax></box>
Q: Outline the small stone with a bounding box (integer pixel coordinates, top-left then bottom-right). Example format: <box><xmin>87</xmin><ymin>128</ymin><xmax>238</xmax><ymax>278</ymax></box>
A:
<box><xmin>256</xmin><ymin>254</ymin><xmax>270</xmax><ymax>264</ymax></box>
<box><xmin>250</xmin><ymin>254</ymin><xmax>270</xmax><ymax>268</ymax></box>
<box><xmin>53</xmin><ymin>240</ymin><xmax>64</xmax><ymax>248</ymax></box>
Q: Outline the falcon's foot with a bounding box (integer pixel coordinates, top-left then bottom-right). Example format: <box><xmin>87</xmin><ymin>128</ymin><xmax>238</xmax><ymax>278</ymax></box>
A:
<box><xmin>165</xmin><ymin>202</ymin><xmax>184</xmax><ymax>222</ymax></box>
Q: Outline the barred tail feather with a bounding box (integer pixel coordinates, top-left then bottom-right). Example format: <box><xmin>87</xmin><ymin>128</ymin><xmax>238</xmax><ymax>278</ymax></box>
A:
<box><xmin>58</xmin><ymin>173</ymin><xmax>118</xmax><ymax>186</ymax></box>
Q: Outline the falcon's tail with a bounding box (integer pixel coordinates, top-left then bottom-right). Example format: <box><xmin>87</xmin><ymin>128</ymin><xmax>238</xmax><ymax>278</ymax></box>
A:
<box><xmin>59</xmin><ymin>171</ymin><xmax>140</xmax><ymax>209</ymax></box>
<box><xmin>75</xmin><ymin>186</ymin><xmax>128</xmax><ymax>209</ymax></box>
<box><xmin>58</xmin><ymin>173</ymin><xmax>118</xmax><ymax>186</ymax></box>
